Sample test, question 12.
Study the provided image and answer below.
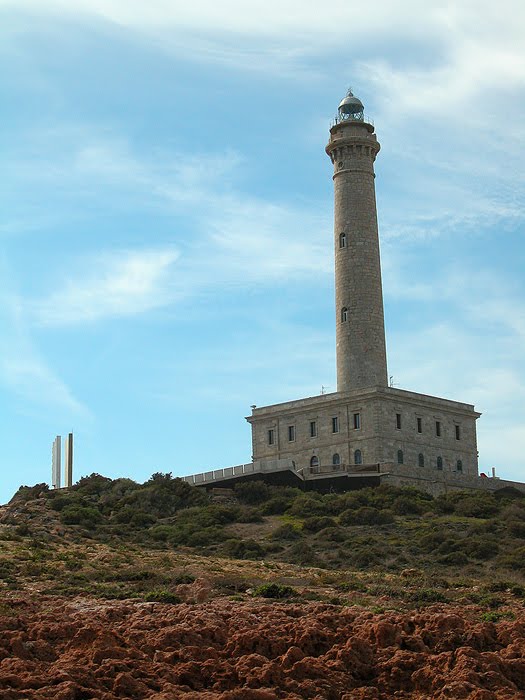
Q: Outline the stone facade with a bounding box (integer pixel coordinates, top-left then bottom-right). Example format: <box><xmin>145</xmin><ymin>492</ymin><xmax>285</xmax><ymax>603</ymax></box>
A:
<box><xmin>247</xmin><ymin>386</ymin><xmax>479</xmax><ymax>477</ymax></box>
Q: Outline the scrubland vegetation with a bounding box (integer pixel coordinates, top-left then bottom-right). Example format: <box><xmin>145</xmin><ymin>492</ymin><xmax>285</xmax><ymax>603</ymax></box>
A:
<box><xmin>1</xmin><ymin>474</ymin><xmax>525</xmax><ymax>613</ymax></box>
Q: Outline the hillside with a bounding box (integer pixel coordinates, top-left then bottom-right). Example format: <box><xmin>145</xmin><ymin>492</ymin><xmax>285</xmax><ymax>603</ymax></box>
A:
<box><xmin>2</xmin><ymin>474</ymin><xmax>525</xmax><ymax>698</ymax></box>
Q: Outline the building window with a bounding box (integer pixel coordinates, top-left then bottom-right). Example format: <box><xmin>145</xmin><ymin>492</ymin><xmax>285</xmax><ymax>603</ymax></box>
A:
<box><xmin>435</xmin><ymin>421</ymin><xmax>441</xmax><ymax>437</ymax></box>
<box><xmin>397</xmin><ymin>450</ymin><xmax>404</xmax><ymax>465</ymax></box>
<box><xmin>437</xmin><ymin>456</ymin><xmax>443</xmax><ymax>470</ymax></box>
<box><xmin>354</xmin><ymin>449</ymin><xmax>363</xmax><ymax>465</ymax></box>
<box><xmin>396</xmin><ymin>413</ymin><xmax>402</xmax><ymax>430</ymax></box>
<box><xmin>417</xmin><ymin>417</ymin><xmax>422</xmax><ymax>433</ymax></box>
<box><xmin>310</xmin><ymin>421</ymin><xmax>317</xmax><ymax>438</ymax></box>
<box><xmin>418</xmin><ymin>453</ymin><xmax>425</xmax><ymax>468</ymax></box>
<box><xmin>341</xmin><ymin>307</ymin><xmax>348</xmax><ymax>322</ymax></box>
<box><xmin>332</xmin><ymin>453</ymin><xmax>341</xmax><ymax>466</ymax></box>
<box><xmin>455</xmin><ymin>425</ymin><xmax>461</xmax><ymax>440</ymax></box>
<box><xmin>310</xmin><ymin>456</ymin><xmax>319</xmax><ymax>468</ymax></box>
<box><xmin>339</xmin><ymin>232</ymin><xmax>347</xmax><ymax>248</ymax></box>
<box><xmin>288</xmin><ymin>425</ymin><xmax>295</xmax><ymax>442</ymax></box>
<box><xmin>456</xmin><ymin>460</ymin><xmax>463</xmax><ymax>472</ymax></box>
<box><xmin>353</xmin><ymin>412</ymin><xmax>361</xmax><ymax>430</ymax></box>
<box><xmin>268</xmin><ymin>429</ymin><xmax>275</xmax><ymax>445</ymax></box>
<box><xmin>332</xmin><ymin>416</ymin><xmax>339</xmax><ymax>433</ymax></box>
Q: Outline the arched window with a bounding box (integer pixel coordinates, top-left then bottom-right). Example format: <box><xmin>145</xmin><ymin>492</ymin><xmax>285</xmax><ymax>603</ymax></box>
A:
<box><xmin>310</xmin><ymin>456</ymin><xmax>319</xmax><ymax>468</ymax></box>
<box><xmin>332</xmin><ymin>453</ymin><xmax>340</xmax><ymax>466</ymax></box>
<box><xmin>437</xmin><ymin>456</ymin><xmax>443</xmax><ymax>471</ymax></box>
<box><xmin>339</xmin><ymin>232</ymin><xmax>347</xmax><ymax>248</ymax></box>
<box><xmin>341</xmin><ymin>307</ymin><xmax>348</xmax><ymax>322</ymax></box>
<box><xmin>397</xmin><ymin>450</ymin><xmax>404</xmax><ymax>465</ymax></box>
<box><xmin>456</xmin><ymin>460</ymin><xmax>463</xmax><ymax>472</ymax></box>
<box><xmin>354</xmin><ymin>449</ymin><xmax>362</xmax><ymax>465</ymax></box>
<box><xmin>418</xmin><ymin>453</ymin><xmax>425</xmax><ymax>468</ymax></box>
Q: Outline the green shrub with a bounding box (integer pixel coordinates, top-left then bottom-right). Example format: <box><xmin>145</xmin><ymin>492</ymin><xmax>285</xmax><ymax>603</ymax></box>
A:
<box><xmin>392</xmin><ymin>496</ymin><xmax>423</xmax><ymax>516</ymax></box>
<box><xmin>222</xmin><ymin>538</ymin><xmax>265</xmax><ymax>560</ymax></box>
<box><xmin>437</xmin><ymin>551</ymin><xmax>469</xmax><ymax>566</ymax></box>
<box><xmin>148</xmin><ymin>525</ymin><xmax>177</xmax><ymax>542</ymax></box>
<box><xmin>129</xmin><ymin>511</ymin><xmax>156</xmax><ymax>528</ymax></box>
<box><xmin>260</xmin><ymin>496</ymin><xmax>291</xmax><ymax>515</ymax></box>
<box><xmin>285</xmin><ymin>541</ymin><xmax>319</xmax><ymax>566</ymax></box>
<box><xmin>185</xmin><ymin>527</ymin><xmax>224</xmax><ymax>547</ymax></box>
<box><xmin>9</xmin><ymin>483</ymin><xmax>49</xmax><ymax>503</ymax></box>
<box><xmin>409</xmin><ymin>588</ymin><xmax>448</xmax><ymax>604</ymax></box>
<box><xmin>464</xmin><ymin>537</ymin><xmax>499</xmax><ymax>560</ymax></box>
<box><xmin>348</xmin><ymin>546</ymin><xmax>385</xmax><ymax>568</ymax></box>
<box><xmin>507</xmin><ymin>521</ymin><xmax>525</xmax><ymax>538</ymax></box>
<box><xmin>237</xmin><ymin>507</ymin><xmax>263</xmax><ymax>523</ymax></box>
<box><xmin>497</xmin><ymin>546</ymin><xmax>525</xmax><ymax>571</ymax></box>
<box><xmin>317</xmin><ymin>526</ymin><xmax>345</xmax><ymax>542</ymax></box>
<box><xmin>252</xmin><ymin>583</ymin><xmax>297</xmax><ymax>599</ymax></box>
<box><xmin>271</xmin><ymin>523</ymin><xmax>301</xmax><ymax>541</ymax></box>
<box><xmin>454</xmin><ymin>494</ymin><xmax>499</xmax><ymax>519</ymax></box>
<box><xmin>485</xmin><ymin>580</ymin><xmax>511</xmax><ymax>593</ymax></box>
<box><xmin>144</xmin><ymin>590</ymin><xmax>181</xmax><ymax>604</ymax></box>
<box><xmin>302</xmin><ymin>516</ymin><xmax>337</xmax><ymax>533</ymax></box>
<box><xmin>340</xmin><ymin>506</ymin><xmax>394</xmax><ymax>526</ymax></box>
<box><xmin>60</xmin><ymin>505</ymin><xmax>103</xmax><ymax>529</ymax></box>
<box><xmin>336</xmin><ymin>578</ymin><xmax>368</xmax><ymax>593</ymax></box>
<box><xmin>234</xmin><ymin>481</ymin><xmax>270</xmax><ymax>505</ymax></box>
<box><xmin>288</xmin><ymin>493</ymin><xmax>327</xmax><ymax>518</ymax></box>
<box><xmin>511</xmin><ymin>584</ymin><xmax>525</xmax><ymax>597</ymax></box>
<box><xmin>481</xmin><ymin>611</ymin><xmax>510</xmax><ymax>623</ymax></box>
<box><xmin>434</xmin><ymin>495</ymin><xmax>456</xmax><ymax>514</ymax></box>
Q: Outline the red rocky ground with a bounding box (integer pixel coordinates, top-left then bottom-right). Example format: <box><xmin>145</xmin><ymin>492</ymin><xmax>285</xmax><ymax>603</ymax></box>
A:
<box><xmin>1</xmin><ymin>594</ymin><xmax>525</xmax><ymax>700</ymax></box>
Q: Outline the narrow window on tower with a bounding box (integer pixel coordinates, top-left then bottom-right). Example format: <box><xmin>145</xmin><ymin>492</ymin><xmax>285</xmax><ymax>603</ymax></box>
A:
<box><xmin>418</xmin><ymin>453</ymin><xmax>425</xmax><ymax>468</ymax></box>
<box><xmin>456</xmin><ymin>460</ymin><xmax>463</xmax><ymax>472</ymax></box>
<box><xmin>353</xmin><ymin>413</ymin><xmax>361</xmax><ymax>430</ymax></box>
<box><xmin>455</xmin><ymin>425</ymin><xmax>461</xmax><ymax>440</ymax></box>
<box><xmin>310</xmin><ymin>421</ymin><xmax>317</xmax><ymax>438</ymax></box>
<box><xmin>341</xmin><ymin>307</ymin><xmax>348</xmax><ymax>322</ymax></box>
<box><xmin>288</xmin><ymin>425</ymin><xmax>295</xmax><ymax>442</ymax></box>
<box><xmin>417</xmin><ymin>417</ymin><xmax>422</xmax><ymax>433</ymax></box>
<box><xmin>332</xmin><ymin>416</ymin><xmax>339</xmax><ymax>433</ymax></box>
<box><xmin>339</xmin><ymin>232</ymin><xmax>347</xmax><ymax>248</ymax></box>
<box><xmin>435</xmin><ymin>421</ymin><xmax>441</xmax><ymax>437</ymax></box>
<box><xmin>437</xmin><ymin>456</ymin><xmax>443</xmax><ymax>470</ymax></box>
<box><xmin>354</xmin><ymin>449</ymin><xmax>363</xmax><ymax>465</ymax></box>
<box><xmin>396</xmin><ymin>413</ymin><xmax>402</xmax><ymax>430</ymax></box>
<box><xmin>397</xmin><ymin>450</ymin><xmax>404</xmax><ymax>465</ymax></box>
<box><xmin>268</xmin><ymin>429</ymin><xmax>275</xmax><ymax>446</ymax></box>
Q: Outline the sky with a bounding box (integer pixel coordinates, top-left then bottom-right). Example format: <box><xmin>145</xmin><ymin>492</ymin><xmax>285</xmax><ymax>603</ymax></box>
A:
<box><xmin>1</xmin><ymin>0</ymin><xmax>524</xmax><ymax>504</ymax></box>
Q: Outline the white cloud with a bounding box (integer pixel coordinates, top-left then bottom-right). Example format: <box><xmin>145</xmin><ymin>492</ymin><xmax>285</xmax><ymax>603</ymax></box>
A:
<box><xmin>33</xmin><ymin>248</ymin><xmax>180</xmax><ymax>325</ymax></box>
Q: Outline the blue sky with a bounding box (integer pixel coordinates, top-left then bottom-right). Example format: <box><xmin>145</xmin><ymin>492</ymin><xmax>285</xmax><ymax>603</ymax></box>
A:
<box><xmin>1</xmin><ymin>0</ymin><xmax>524</xmax><ymax>504</ymax></box>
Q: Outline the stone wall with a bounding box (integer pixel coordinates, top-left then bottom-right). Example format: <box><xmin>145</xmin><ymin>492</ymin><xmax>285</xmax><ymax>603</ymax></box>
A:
<box><xmin>379</xmin><ymin>462</ymin><xmax>525</xmax><ymax>497</ymax></box>
<box><xmin>247</xmin><ymin>386</ymin><xmax>480</xmax><ymax>479</ymax></box>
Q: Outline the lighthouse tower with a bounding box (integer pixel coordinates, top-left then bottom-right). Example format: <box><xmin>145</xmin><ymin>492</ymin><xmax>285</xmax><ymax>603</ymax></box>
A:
<box><xmin>325</xmin><ymin>90</ymin><xmax>388</xmax><ymax>392</ymax></box>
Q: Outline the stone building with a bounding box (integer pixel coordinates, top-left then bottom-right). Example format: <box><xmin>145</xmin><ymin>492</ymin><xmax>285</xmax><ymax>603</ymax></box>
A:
<box><xmin>246</xmin><ymin>89</ymin><xmax>481</xmax><ymax>484</ymax></box>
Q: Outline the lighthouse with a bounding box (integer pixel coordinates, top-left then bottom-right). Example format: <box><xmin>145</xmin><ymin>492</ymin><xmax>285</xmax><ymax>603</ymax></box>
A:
<box><xmin>246</xmin><ymin>88</ymin><xmax>480</xmax><ymax>485</ymax></box>
<box><xmin>325</xmin><ymin>90</ymin><xmax>388</xmax><ymax>391</ymax></box>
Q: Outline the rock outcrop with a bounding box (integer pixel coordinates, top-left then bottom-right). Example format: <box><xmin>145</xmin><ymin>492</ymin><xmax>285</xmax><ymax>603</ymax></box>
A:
<box><xmin>1</xmin><ymin>596</ymin><xmax>525</xmax><ymax>699</ymax></box>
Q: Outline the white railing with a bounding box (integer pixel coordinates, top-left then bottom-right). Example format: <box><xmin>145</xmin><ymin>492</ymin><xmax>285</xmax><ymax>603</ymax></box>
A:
<box><xmin>181</xmin><ymin>458</ymin><xmax>295</xmax><ymax>485</ymax></box>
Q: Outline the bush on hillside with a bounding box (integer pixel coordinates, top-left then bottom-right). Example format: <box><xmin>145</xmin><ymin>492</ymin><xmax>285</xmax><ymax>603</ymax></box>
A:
<box><xmin>252</xmin><ymin>583</ymin><xmax>297</xmax><ymax>599</ymax></box>
<box><xmin>60</xmin><ymin>505</ymin><xmax>103</xmax><ymax>529</ymax></box>
<box><xmin>339</xmin><ymin>506</ymin><xmax>394</xmax><ymax>526</ymax></box>
<box><xmin>234</xmin><ymin>481</ymin><xmax>270</xmax><ymax>505</ymax></box>
<box><xmin>222</xmin><ymin>538</ymin><xmax>265</xmax><ymax>560</ymax></box>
